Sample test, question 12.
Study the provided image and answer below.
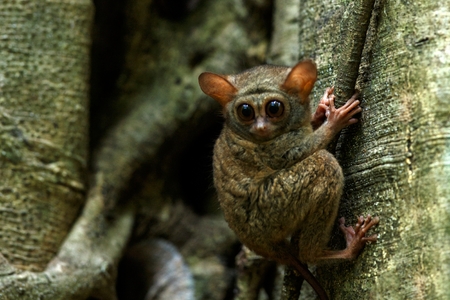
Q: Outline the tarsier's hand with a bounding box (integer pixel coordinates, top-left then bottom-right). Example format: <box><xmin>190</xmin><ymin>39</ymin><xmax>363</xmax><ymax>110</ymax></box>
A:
<box><xmin>311</xmin><ymin>87</ymin><xmax>334</xmax><ymax>129</ymax></box>
<box><xmin>325</xmin><ymin>90</ymin><xmax>361</xmax><ymax>134</ymax></box>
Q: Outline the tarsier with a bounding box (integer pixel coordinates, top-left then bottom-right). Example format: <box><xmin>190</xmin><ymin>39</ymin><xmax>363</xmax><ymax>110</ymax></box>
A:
<box><xmin>198</xmin><ymin>60</ymin><xmax>379</xmax><ymax>299</ymax></box>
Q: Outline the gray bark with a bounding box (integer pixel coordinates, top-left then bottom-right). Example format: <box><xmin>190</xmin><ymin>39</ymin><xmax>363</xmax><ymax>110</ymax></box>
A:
<box><xmin>291</xmin><ymin>0</ymin><xmax>450</xmax><ymax>299</ymax></box>
<box><xmin>0</xmin><ymin>0</ymin><xmax>92</xmax><ymax>272</ymax></box>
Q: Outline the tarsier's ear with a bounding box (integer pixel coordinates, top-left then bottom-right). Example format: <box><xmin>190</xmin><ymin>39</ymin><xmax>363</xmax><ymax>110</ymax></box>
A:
<box><xmin>198</xmin><ymin>72</ymin><xmax>237</xmax><ymax>107</ymax></box>
<box><xmin>281</xmin><ymin>60</ymin><xmax>317</xmax><ymax>104</ymax></box>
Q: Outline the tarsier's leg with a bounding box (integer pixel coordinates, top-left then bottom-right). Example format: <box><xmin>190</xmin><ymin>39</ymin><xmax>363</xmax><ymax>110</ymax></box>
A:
<box><xmin>292</xmin><ymin>154</ymin><xmax>379</xmax><ymax>264</ymax></box>
<box><xmin>253</xmin><ymin>149</ymin><xmax>342</xmax><ymax>300</ymax></box>
<box><xmin>261</xmin><ymin>148</ymin><xmax>378</xmax><ymax>264</ymax></box>
<box><xmin>256</xmin><ymin>150</ymin><xmax>343</xmax><ymax>260</ymax></box>
<box><xmin>285</xmin><ymin>150</ymin><xmax>345</xmax><ymax>263</ymax></box>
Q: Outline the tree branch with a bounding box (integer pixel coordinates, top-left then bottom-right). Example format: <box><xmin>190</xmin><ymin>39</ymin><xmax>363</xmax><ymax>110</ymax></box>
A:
<box><xmin>334</xmin><ymin>0</ymin><xmax>377</xmax><ymax>104</ymax></box>
<box><xmin>328</xmin><ymin>0</ymin><xmax>377</xmax><ymax>154</ymax></box>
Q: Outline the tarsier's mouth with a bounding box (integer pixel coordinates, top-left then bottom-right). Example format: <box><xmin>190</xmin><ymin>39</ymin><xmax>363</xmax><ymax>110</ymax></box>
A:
<box><xmin>249</xmin><ymin>128</ymin><xmax>274</xmax><ymax>141</ymax></box>
<box><xmin>252</xmin><ymin>128</ymin><xmax>270</xmax><ymax>136</ymax></box>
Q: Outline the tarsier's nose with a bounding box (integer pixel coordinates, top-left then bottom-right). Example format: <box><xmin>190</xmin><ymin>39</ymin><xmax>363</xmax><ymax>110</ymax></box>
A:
<box><xmin>252</xmin><ymin>117</ymin><xmax>271</xmax><ymax>137</ymax></box>
<box><xmin>255</xmin><ymin>117</ymin><xmax>267</xmax><ymax>131</ymax></box>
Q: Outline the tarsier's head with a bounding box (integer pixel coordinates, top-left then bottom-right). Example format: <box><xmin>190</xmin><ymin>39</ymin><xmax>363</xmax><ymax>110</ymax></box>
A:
<box><xmin>198</xmin><ymin>60</ymin><xmax>317</xmax><ymax>143</ymax></box>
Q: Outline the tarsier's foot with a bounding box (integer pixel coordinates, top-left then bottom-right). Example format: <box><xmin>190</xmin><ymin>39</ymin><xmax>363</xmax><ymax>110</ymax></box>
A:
<box><xmin>339</xmin><ymin>215</ymin><xmax>379</xmax><ymax>259</ymax></box>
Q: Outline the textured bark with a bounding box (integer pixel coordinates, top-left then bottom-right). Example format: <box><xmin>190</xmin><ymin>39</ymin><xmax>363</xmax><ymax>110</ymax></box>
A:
<box><xmin>289</xmin><ymin>0</ymin><xmax>450</xmax><ymax>299</ymax></box>
<box><xmin>332</xmin><ymin>0</ymin><xmax>376</xmax><ymax>105</ymax></box>
<box><xmin>0</xmin><ymin>194</ymin><xmax>134</xmax><ymax>299</ymax></box>
<box><xmin>0</xmin><ymin>0</ymin><xmax>93</xmax><ymax>272</ymax></box>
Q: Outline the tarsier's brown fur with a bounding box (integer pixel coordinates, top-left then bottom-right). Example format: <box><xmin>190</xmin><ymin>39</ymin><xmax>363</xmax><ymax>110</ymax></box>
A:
<box><xmin>199</xmin><ymin>60</ymin><xmax>379</xmax><ymax>299</ymax></box>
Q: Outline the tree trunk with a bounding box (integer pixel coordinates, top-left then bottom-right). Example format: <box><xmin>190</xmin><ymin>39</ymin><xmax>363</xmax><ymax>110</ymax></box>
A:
<box><xmin>0</xmin><ymin>0</ymin><xmax>93</xmax><ymax>272</ymax></box>
<box><xmin>288</xmin><ymin>0</ymin><xmax>450</xmax><ymax>299</ymax></box>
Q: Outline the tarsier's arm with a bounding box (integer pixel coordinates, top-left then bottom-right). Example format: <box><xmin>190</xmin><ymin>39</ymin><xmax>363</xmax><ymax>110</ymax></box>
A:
<box><xmin>280</xmin><ymin>89</ymin><xmax>361</xmax><ymax>167</ymax></box>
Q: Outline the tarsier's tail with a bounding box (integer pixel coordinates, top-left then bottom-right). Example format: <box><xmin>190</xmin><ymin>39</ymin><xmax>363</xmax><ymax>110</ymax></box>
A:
<box><xmin>287</xmin><ymin>253</ymin><xmax>329</xmax><ymax>300</ymax></box>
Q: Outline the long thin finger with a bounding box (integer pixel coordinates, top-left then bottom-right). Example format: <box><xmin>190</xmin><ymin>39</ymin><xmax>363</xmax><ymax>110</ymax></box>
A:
<box><xmin>317</xmin><ymin>103</ymin><xmax>328</xmax><ymax>111</ymax></box>
<box><xmin>346</xmin><ymin>90</ymin><xmax>360</xmax><ymax>102</ymax></box>
<box><xmin>350</xmin><ymin>90</ymin><xmax>360</xmax><ymax>100</ymax></box>
<box><xmin>354</xmin><ymin>215</ymin><xmax>363</xmax><ymax>228</ymax></box>
<box><xmin>364</xmin><ymin>216</ymin><xmax>380</xmax><ymax>229</ymax></box>
<box><xmin>341</xmin><ymin>98</ymin><xmax>360</xmax><ymax>111</ymax></box>
<box><xmin>327</xmin><ymin>86</ymin><xmax>335</xmax><ymax>97</ymax></box>
<box><xmin>341</xmin><ymin>102</ymin><xmax>361</xmax><ymax>117</ymax></box>
<box><xmin>341</xmin><ymin>90</ymin><xmax>360</xmax><ymax>106</ymax></box>
<box><xmin>357</xmin><ymin>215</ymin><xmax>364</xmax><ymax>225</ymax></box>
<box><xmin>328</xmin><ymin>93</ymin><xmax>336</xmax><ymax>109</ymax></box>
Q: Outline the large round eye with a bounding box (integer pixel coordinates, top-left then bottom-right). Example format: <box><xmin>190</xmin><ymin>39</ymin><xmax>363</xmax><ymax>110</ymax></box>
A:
<box><xmin>266</xmin><ymin>100</ymin><xmax>284</xmax><ymax>118</ymax></box>
<box><xmin>237</xmin><ymin>104</ymin><xmax>255</xmax><ymax>121</ymax></box>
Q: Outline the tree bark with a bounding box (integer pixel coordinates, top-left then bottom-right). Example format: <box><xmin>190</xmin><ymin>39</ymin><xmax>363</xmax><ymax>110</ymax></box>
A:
<box><xmin>289</xmin><ymin>0</ymin><xmax>450</xmax><ymax>299</ymax></box>
<box><xmin>0</xmin><ymin>0</ymin><xmax>93</xmax><ymax>272</ymax></box>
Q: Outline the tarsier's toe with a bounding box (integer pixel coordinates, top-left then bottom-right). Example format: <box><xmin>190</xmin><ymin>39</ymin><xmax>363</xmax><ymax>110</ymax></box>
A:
<box><xmin>339</xmin><ymin>215</ymin><xmax>380</xmax><ymax>257</ymax></box>
<box><xmin>339</xmin><ymin>215</ymin><xmax>379</xmax><ymax>244</ymax></box>
<box><xmin>360</xmin><ymin>215</ymin><xmax>380</xmax><ymax>232</ymax></box>
<box><xmin>356</xmin><ymin>215</ymin><xmax>379</xmax><ymax>243</ymax></box>
<box><xmin>321</xmin><ymin>87</ymin><xmax>335</xmax><ymax>105</ymax></box>
<box><xmin>338</xmin><ymin>217</ymin><xmax>357</xmax><ymax>238</ymax></box>
<box><xmin>362</xmin><ymin>234</ymin><xmax>378</xmax><ymax>243</ymax></box>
